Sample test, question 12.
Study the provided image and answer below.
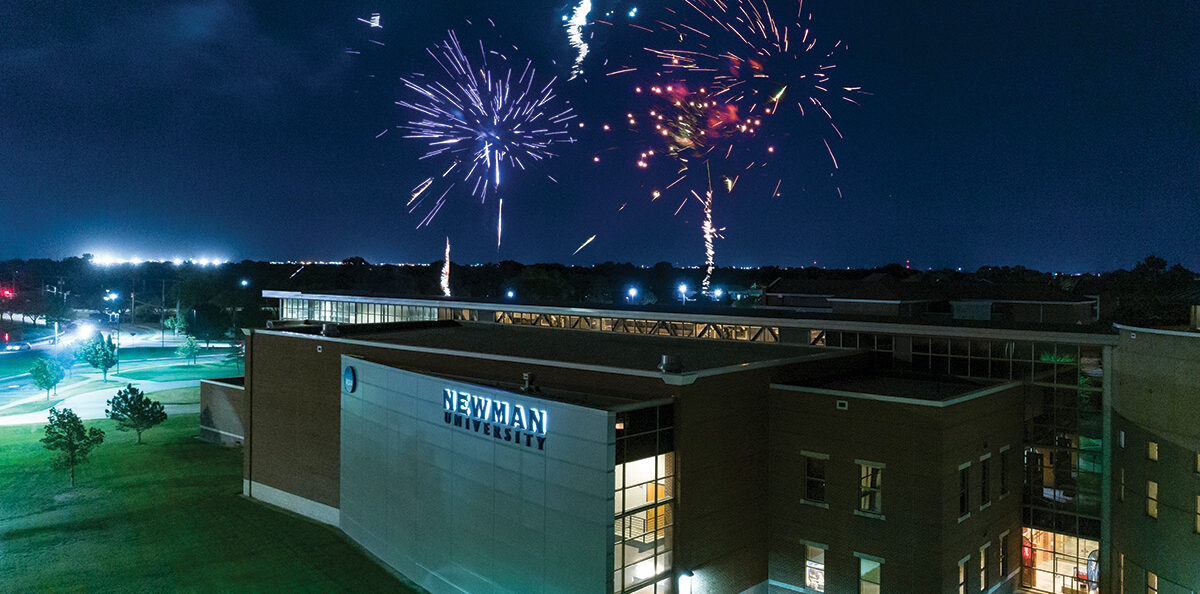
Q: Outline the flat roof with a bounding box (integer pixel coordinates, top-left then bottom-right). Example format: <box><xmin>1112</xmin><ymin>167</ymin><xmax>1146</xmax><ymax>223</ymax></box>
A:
<box><xmin>775</xmin><ymin>371</ymin><xmax>1003</xmax><ymax>403</ymax></box>
<box><xmin>336</xmin><ymin>321</ymin><xmax>831</xmax><ymax>374</ymax></box>
<box><xmin>264</xmin><ymin>289</ymin><xmax>1120</xmax><ymax>343</ymax></box>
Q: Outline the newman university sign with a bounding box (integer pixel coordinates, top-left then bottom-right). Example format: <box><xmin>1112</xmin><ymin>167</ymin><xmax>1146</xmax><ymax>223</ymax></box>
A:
<box><xmin>443</xmin><ymin>388</ymin><xmax>548</xmax><ymax>451</ymax></box>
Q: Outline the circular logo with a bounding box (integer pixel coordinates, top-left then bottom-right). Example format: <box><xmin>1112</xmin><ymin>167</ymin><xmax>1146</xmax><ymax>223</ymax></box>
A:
<box><xmin>343</xmin><ymin>366</ymin><xmax>357</xmax><ymax>393</ymax></box>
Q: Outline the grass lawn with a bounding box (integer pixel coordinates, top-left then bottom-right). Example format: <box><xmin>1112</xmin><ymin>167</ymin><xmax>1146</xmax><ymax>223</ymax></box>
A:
<box><xmin>0</xmin><ymin>347</ymin><xmax>227</xmax><ymax>380</ymax></box>
<box><xmin>145</xmin><ymin>387</ymin><xmax>200</xmax><ymax>405</ymax></box>
<box><xmin>0</xmin><ymin>414</ymin><xmax>419</xmax><ymax>592</ymax></box>
<box><xmin>118</xmin><ymin>361</ymin><xmax>242</xmax><ymax>382</ymax></box>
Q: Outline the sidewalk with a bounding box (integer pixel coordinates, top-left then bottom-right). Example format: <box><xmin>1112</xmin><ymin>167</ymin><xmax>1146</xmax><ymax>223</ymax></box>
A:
<box><xmin>0</xmin><ymin>375</ymin><xmax>203</xmax><ymax>426</ymax></box>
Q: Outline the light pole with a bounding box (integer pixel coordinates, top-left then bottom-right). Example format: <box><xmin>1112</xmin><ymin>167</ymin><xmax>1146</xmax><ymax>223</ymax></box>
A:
<box><xmin>678</xmin><ymin>284</ymin><xmax>688</xmax><ymax>306</ymax></box>
<box><xmin>105</xmin><ymin>291</ymin><xmax>121</xmax><ymax>374</ymax></box>
<box><xmin>627</xmin><ymin>287</ymin><xmax>638</xmax><ymax>304</ymax></box>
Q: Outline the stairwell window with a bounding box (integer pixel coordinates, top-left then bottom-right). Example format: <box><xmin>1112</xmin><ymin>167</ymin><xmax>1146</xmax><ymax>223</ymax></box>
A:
<box><xmin>1147</xmin><ymin>481</ymin><xmax>1158</xmax><ymax>518</ymax></box>
<box><xmin>1147</xmin><ymin>441</ymin><xmax>1158</xmax><ymax>461</ymax></box>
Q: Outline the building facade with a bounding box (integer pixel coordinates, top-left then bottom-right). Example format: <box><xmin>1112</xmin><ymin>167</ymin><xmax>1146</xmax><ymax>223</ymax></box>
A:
<box><xmin>232</xmin><ymin>290</ymin><xmax>1199</xmax><ymax>593</ymax></box>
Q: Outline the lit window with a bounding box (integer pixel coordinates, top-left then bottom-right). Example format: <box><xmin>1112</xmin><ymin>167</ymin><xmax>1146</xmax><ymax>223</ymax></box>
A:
<box><xmin>859</xmin><ymin>463</ymin><xmax>882</xmax><ymax>514</ymax></box>
<box><xmin>1147</xmin><ymin>571</ymin><xmax>1158</xmax><ymax>594</ymax></box>
<box><xmin>806</xmin><ymin>544</ymin><xmax>826</xmax><ymax>592</ymax></box>
<box><xmin>959</xmin><ymin>465</ymin><xmax>971</xmax><ymax>518</ymax></box>
<box><xmin>979</xmin><ymin>548</ymin><xmax>987</xmax><ymax>591</ymax></box>
<box><xmin>805</xmin><ymin>454</ymin><xmax>827</xmax><ymax>503</ymax></box>
<box><xmin>1195</xmin><ymin>452</ymin><xmax>1199</xmax><ymax>473</ymax></box>
<box><xmin>858</xmin><ymin>557</ymin><xmax>881</xmax><ymax>594</ymax></box>
<box><xmin>1119</xmin><ymin>430</ymin><xmax>1125</xmax><ymax>448</ymax></box>
<box><xmin>1119</xmin><ymin>553</ymin><xmax>1124</xmax><ymax>594</ymax></box>
<box><xmin>1196</xmin><ymin>495</ymin><xmax>1199</xmax><ymax>534</ymax></box>
<box><xmin>979</xmin><ymin>458</ymin><xmax>991</xmax><ymax>508</ymax></box>
<box><xmin>1147</xmin><ymin>441</ymin><xmax>1158</xmax><ymax>461</ymax></box>
<box><xmin>998</xmin><ymin>534</ymin><xmax>1009</xmax><ymax>575</ymax></box>
<box><xmin>958</xmin><ymin>558</ymin><xmax>967</xmax><ymax>594</ymax></box>
<box><xmin>1147</xmin><ymin>481</ymin><xmax>1158</xmax><ymax>518</ymax></box>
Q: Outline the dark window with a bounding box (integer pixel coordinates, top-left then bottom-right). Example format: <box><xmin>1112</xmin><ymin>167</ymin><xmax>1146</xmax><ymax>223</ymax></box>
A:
<box><xmin>959</xmin><ymin>466</ymin><xmax>970</xmax><ymax>516</ymax></box>
<box><xmin>806</xmin><ymin>456</ymin><xmax>827</xmax><ymax>502</ymax></box>
<box><xmin>980</xmin><ymin>458</ymin><xmax>991</xmax><ymax>507</ymax></box>
<box><xmin>999</xmin><ymin>451</ymin><xmax>1009</xmax><ymax>496</ymax></box>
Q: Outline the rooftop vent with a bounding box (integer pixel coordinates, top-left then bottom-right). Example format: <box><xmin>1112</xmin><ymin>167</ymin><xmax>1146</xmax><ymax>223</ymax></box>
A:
<box><xmin>321</xmin><ymin>323</ymin><xmax>340</xmax><ymax>337</ymax></box>
<box><xmin>521</xmin><ymin>372</ymin><xmax>539</xmax><ymax>393</ymax></box>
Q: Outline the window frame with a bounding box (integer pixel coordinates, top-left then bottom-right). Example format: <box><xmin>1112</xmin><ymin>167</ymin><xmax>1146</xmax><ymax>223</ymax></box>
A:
<box><xmin>804</xmin><ymin>542</ymin><xmax>828</xmax><ymax>593</ymax></box>
<box><xmin>856</xmin><ymin>460</ymin><xmax>884</xmax><ymax>517</ymax></box>
<box><xmin>1147</xmin><ymin>480</ymin><xmax>1158</xmax><ymax>519</ymax></box>
<box><xmin>958</xmin><ymin>462</ymin><xmax>972</xmax><ymax>521</ymax></box>
<box><xmin>979</xmin><ymin>454</ymin><xmax>991</xmax><ymax>510</ymax></box>
<box><xmin>1147</xmin><ymin>441</ymin><xmax>1158</xmax><ymax>461</ymax></box>
<box><xmin>855</xmin><ymin>553</ymin><xmax>883</xmax><ymax>594</ymax></box>
<box><xmin>802</xmin><ymin>451</ymin><xmax>830</xmax><ymax>507</ymax></box>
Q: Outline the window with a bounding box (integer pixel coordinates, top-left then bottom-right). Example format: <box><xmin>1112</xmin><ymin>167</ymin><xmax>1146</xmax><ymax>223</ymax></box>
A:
<box><xmin>979</xmin><ymin>546</ymin><xmax>988</xmax><ymax>591</ymax></box>
<box><xmin>1119</xmin><ymin>430</ymin><xmax>1125</xmax><ymax>448</ymax></box>
<box><xmin>998</xmin><ymin>449</ymin><xmax>1009</xmax><ymax>496</ymax></box>
<box><xmin>1195</xmin><ymin>495</ymin><xmax>1199</xmax><ymax>534</ymax></box>
<box><xmin>858</xmin><ymin>557</ymin><xmax>881</xmax><ymax>594</ymax></box>
<box><xmin>1195</xmin><ymin>452</ymin><xmax>1199</xmax><ymax>473</ymax></box>
<box><xmin>804</xmin><ymin>453</ymin><xmax>828</xmax><ymax>503</ymax></box>
<box><xmin>805</xmin><ymin>544</ymin><xmax>826</xmax><ymax>592</ymax></box>
<box><xmin>1147</xmin><ymin>571</ymin><xmax>1158</xmax><ymax>594</ymax></box>
<box><xmin>1147</xmin><ymin>481</ymin><xmax>1158</xmax><ymax>518</ymax></box>
<box><xmin>958</xmin><ymin>557</ymin><xmax>968</xmax><ymax>594</ymax></box>
<box><xmin>959</xmin><ymin>464</ymin><xmax>971</xmax><ymax>518</ymax></box>
<box><xmin>1147</xmin><ymin>441</ymin><xmax>1158</xmax><ymax>461</ymax></box>
<box><xmin>979</xmin><ymin>457</ymin><xmax>991</xmax><ymax>508</ymax></box>
<box><xmin>1119</xmin><ymin>468</ymin><xmax>1125</xmax><ymax>501</ymax></box>
<box><xmin>858</xmin><ymin>463</ymin><xmax>883</xmax><ymax>514</ymax></box>
<box><xmin>998</xmin><ymin>533</ymin><xmax>1009</xmax><ymax>575</ymax></box>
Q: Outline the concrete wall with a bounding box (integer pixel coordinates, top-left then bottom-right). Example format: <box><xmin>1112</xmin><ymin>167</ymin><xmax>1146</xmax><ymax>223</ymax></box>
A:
<box><xmin>339</xmin><ymin>360</ymin><xmax>614</xmax><ymax>594</ymax></box>
<box><xmin>1110</xmin><ymin>326</ymin><xmax>1200</xmax><ymax>593</ymax></box>
<box><xmin>199</xmin><ymin>378</ymin><xmax>245</xmax><ymax>445</ymax></box>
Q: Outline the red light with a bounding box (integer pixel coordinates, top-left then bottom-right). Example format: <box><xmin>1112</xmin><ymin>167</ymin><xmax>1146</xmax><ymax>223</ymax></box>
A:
<box><xmin>3</xmin><ymin>333</ymin><xmax>8</xmax><ymax>343</ymax></box>
<box><xmin>0</xmin><ymin>289</ymin><xmax>11</xmax><ymax>298</ymax></box>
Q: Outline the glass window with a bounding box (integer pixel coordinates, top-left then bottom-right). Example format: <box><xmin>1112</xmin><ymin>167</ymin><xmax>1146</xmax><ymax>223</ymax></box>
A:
<box><xmin>1020</xmin><ymin>528</ymin><xmax>1099</xmax><ymax>593</ymax></box>
<box><xmin>999</xmin><ymin>450</ymin><xmax>1009</xmax><ymax>496</ymax></box>
<box><xmin>979</xmin><ymin>549</ymin><xmax>987</xmax><ymax>591</ymax></box>
<box><xmin>958</xmin><ymin>559</ymin><xmax>967</xmax><ymax>594</ymax></box>
<box><xmin>805</xmin><ymin>455</ymin><xmax>827</xmax><ymax>503</ymax></box>
<box><xmin>999</xmin><ymin>535</ymin><xmax>1009</xmax><ymax>575</ymax></box>
<box><xmin>1147</xmin><ymin>441</ymin><xmax>1158</xmax><ymax>461</ymax></box>
<box><xmin>859</xmin><ymin>464</ymin><xmax>882</xmax><ymax>514</ymax></box>
<box><xmin>1147</xmin><ymin>571</ymin><xmax>1157</xmax><ymax>594</ymax></box>
<box><xmin>1195</xmin><ymin>495</ymin><xmax>1199</xmax><ymax>534</ymax></box>
<box><xmin>859</xmin><ymin>558</ymin><xmax>881</xmax><ymax>594</ymax></box>
<box><xmin>1147</xmin><ymin>481</ymin><xmax>1158</xmax><ymax>518</ymax></box>
<box><xmin>805</xmin><ymin>545</ymin><xmax>826</xmax><ymax>592</ymax></box>
<box><xmin>980</xmin><ymin>458</ymin><xmax>990</xmax><ymax>507</ymax></box>
<box><xmin>1119</xmin><ymin>468</ymin><xmax>1125</xmax><ymax>501</ymax></box>
<box><xmin>959</xmin><ymin>465</ymin><xmax>970</xmax><ymax>517</ymax></box>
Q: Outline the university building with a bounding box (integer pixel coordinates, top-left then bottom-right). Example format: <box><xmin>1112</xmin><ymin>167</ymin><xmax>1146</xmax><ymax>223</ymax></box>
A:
<box><xmin>199</xmin><ymin>290</ymin><xmax>1200</xmax><ymax>593</ymax></box>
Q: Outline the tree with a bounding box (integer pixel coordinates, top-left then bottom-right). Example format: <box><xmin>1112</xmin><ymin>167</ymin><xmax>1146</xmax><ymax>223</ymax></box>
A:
<box><xmin>105</xmin><ymin>384</ymin><xmax>167</xmax><ymax>445</ymax></box>
<box><xmin>29</xmin><ymin>357</ymin><xmax>65</xmax><ymax>400</ymax></box>
<box><xmin>41</xmin><ymin>408</ymin><xmax>105</xmax><ymax>487</ymax></box>
<box><xmin>80</xmin><ymin>333</ymin><xmax>118</xmax><ymax>381</ymax></box>
<box><xmin>165</xmin><ymin>310</ymin><xmax>188</xmax><ymax>335</ymax></box>
<box><xmin>176</xmin><ymin>335</ymin><xmax>201</xmax><ymax>365</ymax></box>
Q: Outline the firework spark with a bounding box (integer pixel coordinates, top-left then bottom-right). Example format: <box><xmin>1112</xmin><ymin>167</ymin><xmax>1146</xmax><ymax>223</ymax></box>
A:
<box><xmin>440</xmin><ymin>237</ymin><xmax>451</xmax><ymax>297</ymax></box>
<box><xmin>572</xmin><ymin>234</ymin><xmax>597</xmax><ymax>256</ymax></box>
<box><xmin>397</xmin><ymin>30</ymin><xmax>576</xmax><ymax>248</ymax></box>
<box><xmin>564</xmin><ymin>0</ymin><xmax>593</xmax><ymax>80</ymax></box>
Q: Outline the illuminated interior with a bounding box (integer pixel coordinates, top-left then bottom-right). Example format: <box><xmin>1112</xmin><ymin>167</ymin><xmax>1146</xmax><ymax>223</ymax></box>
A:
<box><xmin>615</xmin><ymin>452</ymin><xmax>675</xmax><ymax>594</ymax></box>
<box><xmin>1021</xmin><ymin>527</ymin><xmax>1098</xmax><ymax>593</ymax></box>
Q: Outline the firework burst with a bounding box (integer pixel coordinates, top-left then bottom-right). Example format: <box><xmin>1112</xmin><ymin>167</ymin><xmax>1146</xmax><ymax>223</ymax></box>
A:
<box><xmin>397</xmin><ymin>30</ymin><xmax>577</xmax><ymax>248</ymax></box>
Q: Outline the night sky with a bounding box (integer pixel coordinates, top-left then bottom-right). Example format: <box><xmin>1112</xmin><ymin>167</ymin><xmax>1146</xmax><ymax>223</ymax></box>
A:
<box><xmin>3</xmin><ymin>1</ymin><xmax>1196</xmax><ymax>271</ymax></box>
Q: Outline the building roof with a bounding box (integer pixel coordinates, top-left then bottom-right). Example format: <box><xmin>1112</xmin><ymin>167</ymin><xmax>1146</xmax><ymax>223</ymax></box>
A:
<box><xmin>775</xmin><ymin>371</ymin><xmax>1005</xmax><ymax>404</ymax></box>
<box><xmin>287</xmin><ymin>320</ymin><xmax>835</xmax><ymax>375</ymax></box>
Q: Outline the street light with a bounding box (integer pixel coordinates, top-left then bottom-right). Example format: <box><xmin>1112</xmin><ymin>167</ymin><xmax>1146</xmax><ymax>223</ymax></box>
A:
<box><xmin>240</xmin><ymin>279</ymin><xmax>249</xmax><ymax>287</ymax></box>
<box><xmin>678</xmin><ymin>284</ymin><xmax>688</xmax><ymax>305</ymax></box>
<box><xmin>626</xmin><ymin>287</ymin><xmax>638</xmax><ymax>302</ymax></box>
<box><xmin>104</xmin><ymin>291</ymin><xmax>121</xmax><ymax>374</ymax></box>
<box><xmin>505</xmin><ymin>290</ymin><xmax>515</xmax><ymax>299</ymax></box>
<box><xmin>712</xmin><ymin>288</ymin><xmax>723</xmax><ymax>299</ymax></box>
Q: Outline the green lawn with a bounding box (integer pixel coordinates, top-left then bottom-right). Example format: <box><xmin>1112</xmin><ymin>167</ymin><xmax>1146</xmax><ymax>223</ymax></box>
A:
<box><xmin>117</xmin><ymin>361</ymin><xmax>242</xmax><ymax>382</ymax></box>
<box><xmin>0</xmin><ymin>346</ymin><xmax>227</xmax><ymax>380</ymax></box>
<box><xmin>0</xmin><ymin>414</ymin><xmax>419</xmax><ymax>592</ymax></box>
<box><xmin>145</xmin><ymin>387</ymin><xmax>201</xmax><ymax>405</ymax></box>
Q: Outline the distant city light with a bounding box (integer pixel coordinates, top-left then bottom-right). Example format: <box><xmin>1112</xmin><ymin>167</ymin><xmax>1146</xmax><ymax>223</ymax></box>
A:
<box><xmin>678</xmin><ymin>284</ymin><xmax>687</xmax><ymax>294</ymax></box>
<box><xmin>506</xmin><ymin>290</ymin><xmax>515</xmax><ymax>298</ymax></box>
<box><xmin>713</xmin><ymin>288</ymin><xmax>723</xmax><ymax>298</ymax></box>
<box><xmin>240</xmin><ymin>279</ymin><xmax>250</xmax><ymax>287</ymax></box>
<box><xmin>627</xmin><ymin>287</ymin><xmax>638</xmax><ymax>299</ymax></box>
<box><xmin>90</xmin><ymin>254</ymin><xmax>227</xmax><ymax>267</ymax></box>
